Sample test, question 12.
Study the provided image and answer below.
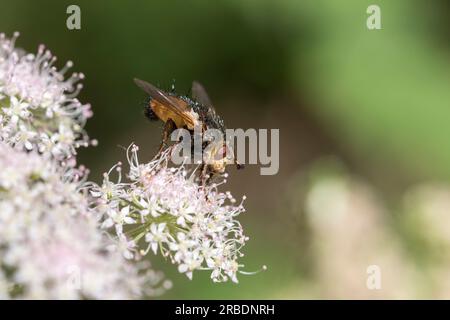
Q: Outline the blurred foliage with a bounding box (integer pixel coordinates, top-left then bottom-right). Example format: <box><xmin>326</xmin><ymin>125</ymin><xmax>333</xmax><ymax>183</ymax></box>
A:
<box><xmin>284</xmin><ymin>0</ymin><xmax>450</xmax><ymax>182</ymax></box>
<box><xmin>1</xmin><ymin>0</ymin><xmax>450</xmax><ymax>298</ymax></box>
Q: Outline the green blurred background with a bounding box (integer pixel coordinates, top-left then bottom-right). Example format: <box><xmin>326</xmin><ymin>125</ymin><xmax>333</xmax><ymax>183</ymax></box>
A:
<box><xmin>2</xmin><ymin>0</ymin><xmax>450</xmax><ymax>298</ymax></box>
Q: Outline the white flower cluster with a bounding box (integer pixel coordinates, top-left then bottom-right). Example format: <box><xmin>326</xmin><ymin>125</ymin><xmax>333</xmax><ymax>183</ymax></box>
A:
<box><xmin>0</xmin><ymin>32</ymin><xmax>94</xmax><ymax>163</ymax></box>
<box><xmin>0</xmin><ymin>142</ymin><xmax>168</xmax><ymax>299</ymax></box>
<box><xmin>91</xmin><ymin>145</ymin><xmax>253</xmax><ymax>283</ymax></box>
<box><xmin>0</xmin><ymin>33</ymin><xmax>169</xmax><ymax>299</ymax></box>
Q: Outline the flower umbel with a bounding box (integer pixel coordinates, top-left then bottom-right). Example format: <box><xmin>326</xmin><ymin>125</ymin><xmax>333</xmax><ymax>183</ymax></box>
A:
<box><xmin>91</xmin><ymin>145</ymin><xmax>250</xmax><ymax>283</ymax></box>
<box><xmin>0</xmin><ymin>142</ymin><xmax>168</xmax><ymax>299</ymax></box>
<box><xmin>0</xmin><ymin>33</ymin><xmax>169</xmax><ymax>299</ymax></box>
<box><xmin>0</xmin><ymin>32</ymin><xmax>94</xmax><ymax>163</ymax></box>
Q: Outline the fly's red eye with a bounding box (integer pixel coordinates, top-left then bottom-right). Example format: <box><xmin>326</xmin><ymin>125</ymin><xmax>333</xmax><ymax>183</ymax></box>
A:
<box><xmin>215</xmin><ymin>145</ymin><xmax>228</xmax><ymax>160</ymax></box>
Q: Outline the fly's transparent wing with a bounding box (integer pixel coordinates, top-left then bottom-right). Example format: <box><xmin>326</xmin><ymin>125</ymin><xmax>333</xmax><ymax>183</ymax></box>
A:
<box><xmin>192</xmin><ymin>81</ymin><xmax>215</xmax><ymax>111</ymax></box>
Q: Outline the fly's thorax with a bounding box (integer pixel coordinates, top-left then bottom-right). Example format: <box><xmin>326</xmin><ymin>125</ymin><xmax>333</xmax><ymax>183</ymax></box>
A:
<box><xmin>189</xmin><ymin>102</ymin><xmax>224</xmax><ymax>132</ymax></box>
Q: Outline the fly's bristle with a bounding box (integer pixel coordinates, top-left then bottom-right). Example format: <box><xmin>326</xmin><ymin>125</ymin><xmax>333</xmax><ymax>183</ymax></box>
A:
<box><xmin>143</xmin><ymin>98</ymin><xmax>158</xmax><ymax>121</ymax></box>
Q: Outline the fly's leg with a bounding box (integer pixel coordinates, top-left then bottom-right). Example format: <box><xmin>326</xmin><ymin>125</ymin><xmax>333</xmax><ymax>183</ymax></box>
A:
<box><xmin>199</xmin><ymin>163</ymin><xmax>210</xmax><ymax>188</ymax></box>
<box><xmin>154</xmin><ymin>119</ymin><xmax>176</xmax><ymax>159</ymax></box>
<box><xmin>235</xmin><ymin>158</ymin><xmax>245</xmax><ymax>170</ymax></box>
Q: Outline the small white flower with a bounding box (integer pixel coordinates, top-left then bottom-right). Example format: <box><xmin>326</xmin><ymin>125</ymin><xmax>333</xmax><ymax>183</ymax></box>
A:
<box><xmin>178</xmin><ymin>251</ymin><xmax>203</xmax><ymax>280</ymax></box>
<box><xmin>13</xmin><ymin>124</ymin><xmax>37</xmax><ymax>150</ymax></box>
<box><xmin>108</xmin><ymin>234</ymin><xmax>137</xmax><ymax>260</ymax></box>
<box><xmin>145</xmin><ymin>223</ymin><xmax>168</xmax><ymax>254</ymax></box>
<box><xmin>102</xmin><ymin>206</ymin><xmax>135</xmax><ymax>231</ymax></box>
<box><xmin>3</xmin><ymin>96</ymin><xmax>29</xmax><ymax>124</ymax></box>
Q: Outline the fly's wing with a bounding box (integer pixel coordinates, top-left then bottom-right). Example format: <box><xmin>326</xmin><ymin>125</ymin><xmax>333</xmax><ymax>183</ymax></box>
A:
<box><xmin>134</xmin><ymin>78</ymin><xmax>197</xmax><ymax>128</ymax></box>
<box><xmin>192</xmin><ymin>81</ymin><xmax>218</xmax><ymax>116</ymax></box>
